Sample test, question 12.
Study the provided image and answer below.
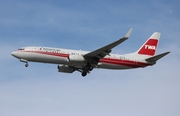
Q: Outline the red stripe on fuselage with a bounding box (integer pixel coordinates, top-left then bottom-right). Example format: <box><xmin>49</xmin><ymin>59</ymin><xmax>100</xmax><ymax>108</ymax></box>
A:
<box><xmin>21</xmin><ymin>50</ymin><xmax>150</xmax><ymax>68</ymax></box>
<box><xmin>21</xmin><ymin>50</ymin><xmax>69</xmax><ymax>58</ymax></box>
<box><xmin>100</xmin><ymin>58</ymin><xmax>150</xmax><ymax>68</ymax></box>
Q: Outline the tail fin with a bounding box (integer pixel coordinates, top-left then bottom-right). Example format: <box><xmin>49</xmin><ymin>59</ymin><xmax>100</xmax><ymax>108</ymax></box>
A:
<box><xmin>137</xmin><ymin>32</ymin><xmax>160</xmax><ymax>56</ymax></box>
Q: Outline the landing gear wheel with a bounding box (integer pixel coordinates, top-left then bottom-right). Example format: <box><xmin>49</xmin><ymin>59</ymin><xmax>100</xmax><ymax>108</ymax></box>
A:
<box><xmin>82</xmin><ymin>71</ymin><xmax>87</xmax><ymax>77</ymax></box>
<box><xmin>88</xmin><ymin>66</ymin><xmax>93</xmax><ymax>71</ymax></box>
<box><xmin>25</xmin><ymin>63</ymin><xmax>29</xmax><ymax>67</ymax></box>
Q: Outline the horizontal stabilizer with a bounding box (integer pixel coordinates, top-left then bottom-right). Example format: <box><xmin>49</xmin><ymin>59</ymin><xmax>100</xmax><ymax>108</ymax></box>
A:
<box><xmin>145</xmin><ymin>51</ymin><xmax>170</xmax><ymax>64</ymax></box>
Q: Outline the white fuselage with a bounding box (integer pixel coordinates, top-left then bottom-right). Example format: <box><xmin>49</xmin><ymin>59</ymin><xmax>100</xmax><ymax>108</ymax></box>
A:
<box><xmin>11</xmin><ymin>30</ymin><xmax>170</xmax><ymax>77</ymax></box>
<box><xmin>11</xmin><ymin>46</ymin><xmax>150</xmax><ymax>70</ymax></box>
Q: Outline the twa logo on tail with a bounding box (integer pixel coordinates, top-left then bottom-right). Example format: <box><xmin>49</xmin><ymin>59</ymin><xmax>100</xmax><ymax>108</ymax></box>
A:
<box><xmin>145</xmin><ymin>45</ymin><xmax>156</xmax><ymax>50</ymax></box>
<box><xmin>137</xmin><ymin>32</ymin><xmax>160</xmax><ymax>56</ymax></box>
<box><xmin>138</xmin><ymin>39</ymin><xmax>158</xmax><ymax>56</ymax></box>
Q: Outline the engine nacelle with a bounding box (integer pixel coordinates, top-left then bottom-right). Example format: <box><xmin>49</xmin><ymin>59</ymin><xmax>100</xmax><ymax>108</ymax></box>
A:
<box><xmin>58</xmin><ymin>65</ymin><xmax>75</xmax><ymax>73</ymax></box>
<box><xmin>68</xmin><ymin>54</ymin><xmax>85</xmax><ymax>62</ymax></box>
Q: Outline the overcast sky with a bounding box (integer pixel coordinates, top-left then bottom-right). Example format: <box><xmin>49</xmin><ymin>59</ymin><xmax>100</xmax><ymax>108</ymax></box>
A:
<box><xmin>0</xmin><ymin>0</ymin><xmax>180</xmax><ymax>116</ymax></box>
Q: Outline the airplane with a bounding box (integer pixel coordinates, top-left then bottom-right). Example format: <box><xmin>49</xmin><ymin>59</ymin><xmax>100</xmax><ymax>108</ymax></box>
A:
<box><xmin>11</xmin><ymin>28</ymin><xmax>170</xmax><ymax>77</ymax></box>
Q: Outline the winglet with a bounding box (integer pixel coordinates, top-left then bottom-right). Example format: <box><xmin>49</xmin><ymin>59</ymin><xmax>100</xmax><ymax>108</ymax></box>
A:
<box><xmin>125</xmin><ymin>28</ymin><xmax>133</xmax><ymax>38</ymax></box>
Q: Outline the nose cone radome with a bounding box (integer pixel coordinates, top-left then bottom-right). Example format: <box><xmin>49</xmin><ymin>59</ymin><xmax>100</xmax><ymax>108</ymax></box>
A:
<box><xmin>11</xmin><ymin>51</ymin><xmax>19</xmax><ymax>58</ymax></box>
<box><xmin>11</xmin><ymin>51</ymin><xmax>15</xmax><ymax>56</ymax></box>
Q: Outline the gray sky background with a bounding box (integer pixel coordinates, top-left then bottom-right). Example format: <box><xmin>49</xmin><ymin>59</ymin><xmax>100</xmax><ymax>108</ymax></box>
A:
<box><xmin>0</xmin><ymin>0</ymin><xmax>180</xmax><ymax>116</ymax></box>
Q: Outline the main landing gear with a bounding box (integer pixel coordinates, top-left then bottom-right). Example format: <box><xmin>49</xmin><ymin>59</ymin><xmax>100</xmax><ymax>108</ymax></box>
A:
<box><xmin>82</xmin><ymin>71</ymin><xmax>87</xmax><ymax>77</ymax></box>
<box><xmin>81</xmin><ymin>66</ymin><xmax>94</xmax><ymax>77</ymax></box>
<box><xmin>88</xmin><ymin>66</ymin><xmax>93</xmax><ymax>71</ymax></box>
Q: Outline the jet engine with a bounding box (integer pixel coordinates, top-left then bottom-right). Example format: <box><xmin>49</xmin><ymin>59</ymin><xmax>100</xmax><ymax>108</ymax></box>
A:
<box><xmin>68</xmin><ymin>54</ymin><xmax>85</xmax><ymax>62</ymax></box>
<box><xmin>58</xmin><ymin>65</ymin><xmax>75</xmax><ymax>73</ymax></box>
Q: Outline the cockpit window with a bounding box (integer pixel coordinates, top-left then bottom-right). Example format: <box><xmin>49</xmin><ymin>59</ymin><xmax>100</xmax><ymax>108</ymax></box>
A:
<box><xmin>18</xmin><ymin>48</ymin><xmax>25</xmax><ymax>50</ymax></box>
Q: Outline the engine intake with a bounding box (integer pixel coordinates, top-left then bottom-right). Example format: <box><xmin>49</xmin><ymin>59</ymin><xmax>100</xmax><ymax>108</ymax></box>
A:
<box><xmin>58</xmin><ymin>65</ymin><xmax>75</xmax><ymax>73</ymax></box>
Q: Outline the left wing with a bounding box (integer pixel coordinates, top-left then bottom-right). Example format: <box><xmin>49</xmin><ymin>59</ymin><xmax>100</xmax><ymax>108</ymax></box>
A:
<box><xmin>84</xmin><ymin>28</ymin><xmax>132</xmax><ymax>59</ymax></box>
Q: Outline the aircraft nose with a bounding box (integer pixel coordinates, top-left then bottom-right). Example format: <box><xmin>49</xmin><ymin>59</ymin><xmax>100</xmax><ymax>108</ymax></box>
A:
<box><xmin>11</xmin><ymin>51</ymin><xmax>18</xmax><ymax>57</ymax></box>
<box><xmin>11</xmin><ymin>51</ymin><xmax>15</xmax><ymax>56</ymax></box>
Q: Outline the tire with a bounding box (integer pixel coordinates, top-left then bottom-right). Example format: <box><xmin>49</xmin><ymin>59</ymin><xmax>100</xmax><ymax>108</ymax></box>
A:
<box><xmin>25</xmin><ymin>63</ymin><xmax>29</xmax><ymax>67</ymax></box>
<box><xmin>82</xmin><ymin>71</ymin><xmax>87</xmax><ymax>77</ymax></box>
<box><xmin>88</xmin><ymin>66</ymin><xmax>93</xmax><ymax>71</ymax></box>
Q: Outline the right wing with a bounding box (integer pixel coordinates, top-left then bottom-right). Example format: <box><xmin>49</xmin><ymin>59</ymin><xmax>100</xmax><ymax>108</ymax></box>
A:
<box><xmin>84</xmin><ymin>28</ymin><xmax>133</xmax><ymax>59</ymax></box>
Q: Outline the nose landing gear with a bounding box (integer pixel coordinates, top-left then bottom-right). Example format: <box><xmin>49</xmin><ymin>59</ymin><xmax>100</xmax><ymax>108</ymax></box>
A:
<box><xmin>20</xmin><ymin>59</ymin><xmax>29</xmax><ymax>67</ymax></box>
<box><xmin>25</xmin><ymin>63</ymin><xmax>29</xmax><ymax>67</ymax></box>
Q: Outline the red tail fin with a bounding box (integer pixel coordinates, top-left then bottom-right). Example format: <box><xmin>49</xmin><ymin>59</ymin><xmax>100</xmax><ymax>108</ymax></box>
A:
<box><xmin>137</xmin><ymin>32</ymin><xmax>160</xmax><ymax>56</ymax></box>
